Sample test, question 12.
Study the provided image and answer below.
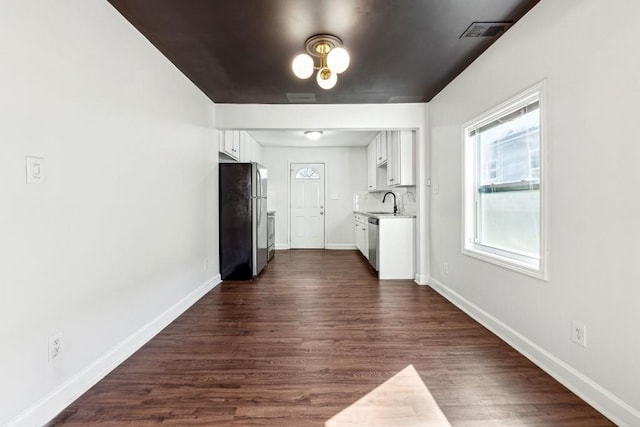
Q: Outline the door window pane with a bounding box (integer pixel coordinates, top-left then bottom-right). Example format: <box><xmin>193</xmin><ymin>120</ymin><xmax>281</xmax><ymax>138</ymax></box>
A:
<box><xmin>295</xmin><ymin>167</ymin><xmax>320</xmax><ymax>179</ymax></box>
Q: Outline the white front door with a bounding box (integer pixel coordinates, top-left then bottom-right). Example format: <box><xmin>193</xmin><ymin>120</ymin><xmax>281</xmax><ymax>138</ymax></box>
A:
<box><xmin>290</xmin><ymin>163</ymin><xmax>325</xmax><ymax>249</ymax></box>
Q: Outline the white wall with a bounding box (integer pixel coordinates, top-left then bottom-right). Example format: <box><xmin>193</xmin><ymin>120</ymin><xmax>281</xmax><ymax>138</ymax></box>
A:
<box><xmin>428</xmin><ymin>0</ymin><xmax>640</xmax><ymax>424</ymax></box>
<box><xmin>0</xmin><ymin>1</ymin><xmax>219</xmax><ymax>425</ymax></box>
<box><xmin>262</xmin><ymin>146</ymin><xmax>367</xmax><ymax>249</ymax></box>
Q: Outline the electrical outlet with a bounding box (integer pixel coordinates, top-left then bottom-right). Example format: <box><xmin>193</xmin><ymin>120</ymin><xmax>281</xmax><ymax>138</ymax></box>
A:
<box><xmin>203</xmin><ymin>258</ymin><xmax>208</xmax><ymax>271</ymax></box>
<box><xmin>48</xmin><ymin>333</ymin><xmax>62</xmax><ymax>362</ymax></box>
<box><xmin>571</xmin><ymin>320</ymin><xmax>587</xmax><ymax>348</ymax></box>
<box><xmin>443</xmin><ymin>262</ymin><xmax>449</xmax><ymax>274</ymax></box>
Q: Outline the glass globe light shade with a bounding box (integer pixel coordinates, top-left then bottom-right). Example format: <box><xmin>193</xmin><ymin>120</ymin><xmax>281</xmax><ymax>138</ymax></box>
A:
<box><xmin>292</xmin><ymin>53</ymin><xmax>314</xmax><ymax>79</ymax></box>
<box><xmin>316</xmin><ymin>67</ymin><xmax>337</xmax><ymax>90</ymax></box>
<box><xmin>327</xmin><ymin>47</ymin><xmax>350</xmax><ymax>74</ymax></box>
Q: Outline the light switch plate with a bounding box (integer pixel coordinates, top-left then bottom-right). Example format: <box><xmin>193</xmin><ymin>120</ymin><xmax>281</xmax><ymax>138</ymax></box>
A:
<box><xmin>26</xmin><ymin>156</ymin><xmax>44</xmax><ymax>184</ymax></box>
<box><xmin>330</xmin><ymin>193</ymin><xmax>339</xmax><ymax>200</ymax></box>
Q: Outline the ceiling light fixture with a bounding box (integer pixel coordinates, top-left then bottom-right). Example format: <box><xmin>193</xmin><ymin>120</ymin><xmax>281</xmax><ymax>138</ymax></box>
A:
<box><xmin>304</xmin><ymin>130</ymin><xmax>323</xmax><ymax>141</ymax></box>
<box><xmin>292</xmin><ymin>34</ymin><xmax>350</xmax><ymax>90</ymax></box>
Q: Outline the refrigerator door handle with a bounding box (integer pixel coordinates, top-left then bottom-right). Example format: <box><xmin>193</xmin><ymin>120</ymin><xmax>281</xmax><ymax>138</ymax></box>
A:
<box><xmin>257</xmin><ymin>198</ymin><xmax>262</xmax><ymax>228</ymax></box>
<box><xmin>256</xmin><ymin>168</ymin><xmax>263</xmax><ymax>228</ymax></box>
<box><xmin>256</xmin><ymin>168</ymin><xmax>262</xmax><ymax>199</ymax></box>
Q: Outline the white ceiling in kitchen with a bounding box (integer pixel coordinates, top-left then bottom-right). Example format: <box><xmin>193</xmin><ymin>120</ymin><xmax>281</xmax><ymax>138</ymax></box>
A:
<box><xmin>248</xmin><ymin>130</ymin><xmax>379</xmax><ymax>148</ymax></box>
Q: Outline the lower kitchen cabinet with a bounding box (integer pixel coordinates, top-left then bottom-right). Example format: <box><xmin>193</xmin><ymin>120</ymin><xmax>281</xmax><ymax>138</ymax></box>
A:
<box><xmin>378</xmin><ymin>217</ymin><xmax>415</xmax><ymax>279</ymax></box>
<box><xmin>354</xmin><ymin>214</ymin><xmax>368</xmax><ymax>258</ymax></box>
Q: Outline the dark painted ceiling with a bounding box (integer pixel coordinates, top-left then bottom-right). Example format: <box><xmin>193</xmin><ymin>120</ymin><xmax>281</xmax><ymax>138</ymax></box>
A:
<box><xmin>107</xmin><ymin>0</ymin><xmax>540</xmax><ymax>104</ymax></box>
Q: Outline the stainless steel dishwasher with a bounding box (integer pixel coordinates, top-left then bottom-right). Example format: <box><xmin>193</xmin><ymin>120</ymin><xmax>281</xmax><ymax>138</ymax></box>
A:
<box><xmin>368</xmin><ymin>217</ymin><xmax>379</xmax><ymax>271</ymax></box>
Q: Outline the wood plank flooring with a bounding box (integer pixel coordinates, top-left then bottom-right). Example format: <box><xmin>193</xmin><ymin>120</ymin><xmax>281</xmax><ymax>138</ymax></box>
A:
<box><xmin>49</xmin><ymin>250</ymin><xmax>613</xmax><ymax>426</ymax></box>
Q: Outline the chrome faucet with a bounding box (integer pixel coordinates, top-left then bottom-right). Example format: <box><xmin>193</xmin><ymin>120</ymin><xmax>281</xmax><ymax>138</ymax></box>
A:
<box><xmin>382</xmin><ymin>191</ymin><xmax>398</xmax><ymax>215</ymax></box>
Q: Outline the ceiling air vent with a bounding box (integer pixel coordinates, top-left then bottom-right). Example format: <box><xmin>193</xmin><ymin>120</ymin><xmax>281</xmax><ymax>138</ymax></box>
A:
<box><xmin>460</xmin><ymin>22</ymin><xmax>512</xmax><ymax>38</ymax></box>
<box><xmin>287</xmin><ymin>93</ymin><xmax>317</xmax><ymax>103</ymax></box>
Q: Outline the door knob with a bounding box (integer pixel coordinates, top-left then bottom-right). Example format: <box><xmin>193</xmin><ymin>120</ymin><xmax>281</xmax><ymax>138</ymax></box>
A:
<box><xmin>320</xmin><ymin>212</ymin><xmax>324</xmax><ymax>215</ymax></box>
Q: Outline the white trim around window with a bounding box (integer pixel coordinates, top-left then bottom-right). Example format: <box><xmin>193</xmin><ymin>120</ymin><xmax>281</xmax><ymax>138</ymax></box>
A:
<box><xmin>462</xmin><ymin>81</ymin><xmax>548</xmax><ymax>280</ymax></box>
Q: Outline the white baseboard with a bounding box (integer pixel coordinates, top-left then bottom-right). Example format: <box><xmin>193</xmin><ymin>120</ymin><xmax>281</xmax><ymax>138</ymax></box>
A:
<box><xmin>326</xmin><ymin>244</ymin><xmax>357</xmax><ymax>250</ymax></box>
<box><xmin>429</xmin><ymin>278</ymin><xmax>639</xmax><ymax>427</ymax></box>
<box><xmin>414</xmin><ymin>273</ymin><xmax>429</xmax><ymax>285</ymax></box>
<box><xmin>9</xmin><ymin>275</ymin><xmax>222</xmax><ymax>427</ymax></box>
<box><xmin>275</xmin><ymin>244</ymin><xmax>357</xmax><ymax>251</ymax></box>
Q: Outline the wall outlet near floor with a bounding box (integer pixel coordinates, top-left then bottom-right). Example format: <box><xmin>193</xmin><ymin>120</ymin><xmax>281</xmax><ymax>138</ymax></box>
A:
<box><xmin>203</xmin><ymin>258</ymin><xmax>208</xmax><ymax>272</ymax></box>
<box><xmin>571</xmin><ymin>320</ymin><xmax>587</xmax><ymax>348</ymax></box>
<box><xmin>443</xmin><ymin>262</ymin><xmax>449</xmax><ymax>274</ymax></box>
<box><xmin>48</xmin><ymin>333</ymin><xmax>62</xmax><ymax>362</ymax></box>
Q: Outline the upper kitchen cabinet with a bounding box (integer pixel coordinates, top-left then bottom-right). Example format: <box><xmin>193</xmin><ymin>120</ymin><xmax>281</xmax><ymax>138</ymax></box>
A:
<box><xmin>219</xmin><ymin>130</ymin><xmax>264</xmax><ymax>163</ymax></box>
<box><xmin>386</xmin><ymin>130</ymin><xmax>415</xmax><ymax>187</ymax></box>
<box><xmin>375</xmin><ymin>132</ymin><xmax>388</xmax><ymax>166</ymax></box>
<box><xmin>239</xmin><ymin>131</ymin><xmax>263</xmax><ymax>164</ymax></box>
<box><xmin>368</xmin><ymin>136</ymin><xmax>390</xmax><ymax>192</ymax></box>
<box><xmin>219</xmin><ymin>130</ymin><xmax>240</xmax><ymax>161</ymax></box>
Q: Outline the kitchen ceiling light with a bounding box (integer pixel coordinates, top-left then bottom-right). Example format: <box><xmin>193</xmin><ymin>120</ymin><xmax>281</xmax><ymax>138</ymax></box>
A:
<box><xmin>304</xmin><ymin>131</ymin><xmax>323</xmax><ymax>141</ymax></box>
<box><xmin>291</xmin><ymin>34</ymin><xmax>350</xmax><ymax>90</ymax></box>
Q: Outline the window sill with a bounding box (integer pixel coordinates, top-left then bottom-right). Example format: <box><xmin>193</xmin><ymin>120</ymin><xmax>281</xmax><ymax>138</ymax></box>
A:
<box><xmin>462</xmin><ymin>247</ymin><xmax>548</xmax><ymax>281</ymax></box>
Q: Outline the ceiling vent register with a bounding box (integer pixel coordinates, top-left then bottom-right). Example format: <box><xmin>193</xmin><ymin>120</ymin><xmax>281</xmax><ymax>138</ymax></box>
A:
<box><xmin>460</xmin><ymin>22</ymin><xmax>513</xmax><ymax>38</ymax></box>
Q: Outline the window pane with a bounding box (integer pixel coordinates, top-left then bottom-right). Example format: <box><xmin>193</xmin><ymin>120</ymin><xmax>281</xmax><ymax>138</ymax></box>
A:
<box><xmin>478</xmin><ymin>108</ymin><xmax>540</xmax><ymax>186</ymax></box>
<box><xmin>479</xmin><ymin>190</ymin><xmax>540</xmax><ymax>258</ymax></box>
<box><xmin>475</xmin><ymin>100</ymin><xmax>540</xmax><ymax>260</ymax></box>
<box><xmin>295</xmin><ymin>167</ymin><xmax>320</xmax><ymax>179</ymax></box>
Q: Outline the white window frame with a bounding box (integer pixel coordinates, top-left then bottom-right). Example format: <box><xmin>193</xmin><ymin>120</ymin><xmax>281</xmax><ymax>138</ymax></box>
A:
<box><xmin>462</xmin><ymin>81</ymin><xmax>548</xmax><ymax>280</ymax></box>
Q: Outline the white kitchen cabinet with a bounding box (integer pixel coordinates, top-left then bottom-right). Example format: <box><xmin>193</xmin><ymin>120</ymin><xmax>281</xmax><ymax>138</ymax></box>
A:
<box><xmin>354</xmin><ymin>214</ymin><xmax>369</xmax><ymax>258</ymax></box>
<box><xmin>367</xmin><ymin>138</ymin><xmax>390</xmax><ymax>192</ymax></box>
<box><xmin>375</xmin><ymin>132</ymin><xmax>387</xmax><ymax>166</ymax></box>
<box><xmin>386</xmin><ymin>130</ymin><xmax>415</xmax><ymax>187</ymax></box>
<box><xmin>239</xmin><ymin>131</ymin><xmax>263</xmax><ymax>163</ymax></box>
<box><xmin>367</xmin><ymin>141</ymin><xmax>376</xmax><ymax>191</ymax></box>
<box><xmin>219</xmin><ymin>130</ymin><xmax>240</xmax><ymax>161</ymax></box>
<box><xmin>239</xmin><ymin>131</ymin><xmax>252</xmax><ymax>162</ymax></box>
<box><xmin>378</xmin><ymin>216</ymin><xmax>415</xmax><ymax>279</ymax></box>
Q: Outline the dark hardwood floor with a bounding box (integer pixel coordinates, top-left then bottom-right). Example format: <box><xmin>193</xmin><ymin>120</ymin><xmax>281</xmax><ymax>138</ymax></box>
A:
<box><xmin>50</xmin><ymin>250</ymin><xmax>613</xmax><ymax>426</ymax></box>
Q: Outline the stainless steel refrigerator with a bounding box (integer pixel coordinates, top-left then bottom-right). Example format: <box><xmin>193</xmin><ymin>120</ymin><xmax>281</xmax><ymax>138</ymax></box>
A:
<box><xmin>219</xmin><ymin>162</ymin><xmax>268</xmax><ymax>280</ymax></box>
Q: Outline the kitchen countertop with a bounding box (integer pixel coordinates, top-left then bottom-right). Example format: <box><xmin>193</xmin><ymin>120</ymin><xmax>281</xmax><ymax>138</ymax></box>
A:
<box><xmin>354</xmin><ymin>211</ymin><xmax>416</xmax><ymax>219</ymax></box>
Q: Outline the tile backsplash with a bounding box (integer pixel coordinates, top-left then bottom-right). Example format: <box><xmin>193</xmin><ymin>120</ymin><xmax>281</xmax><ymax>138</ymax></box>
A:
<box><xmin>353</xmin><ymin>187</ymin><xmax>417</xmax><ymax>214</ymax></box>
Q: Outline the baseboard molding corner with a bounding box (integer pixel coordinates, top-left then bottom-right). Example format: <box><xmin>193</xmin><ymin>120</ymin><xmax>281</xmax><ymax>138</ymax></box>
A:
<box><xmin>326</xmin><ymin>244</ymin><xmax>357</xmax><ymax>250</ymax></box>
<box><xmin>9</xmin><ymin>275</ymin><xmax>222</xmax><ymax>427</ymax></box>
<box><xmin>414</xmin><ymin>273</ymin><xmax>430</xmax><ymax>285</ymax></box>
<box><xmin>428</xmin><ymin>278</ymin><xmax>639</xmax><ymax>427</ymax></box>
